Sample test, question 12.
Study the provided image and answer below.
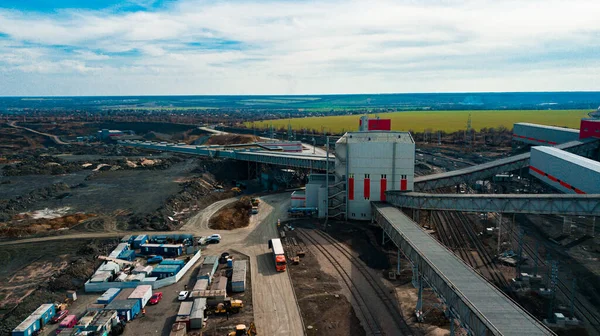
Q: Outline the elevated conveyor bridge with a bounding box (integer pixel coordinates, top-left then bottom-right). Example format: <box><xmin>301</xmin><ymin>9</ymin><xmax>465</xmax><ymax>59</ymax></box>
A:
<box><xmin>373</xmin><ymin>203</ymin><xmax>554</xmax><ymax>336</ymax></box>
<box><xmin>414</xmin><ymin>139</ymin><xmax>600</xmax><ymax>191</ymax></box>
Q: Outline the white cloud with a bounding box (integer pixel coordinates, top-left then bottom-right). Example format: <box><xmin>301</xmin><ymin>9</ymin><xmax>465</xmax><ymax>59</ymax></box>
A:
<box><xmin>0</xmin><ymin>0</ymin><xmax>600</xmax><ymax>95</ymax></box>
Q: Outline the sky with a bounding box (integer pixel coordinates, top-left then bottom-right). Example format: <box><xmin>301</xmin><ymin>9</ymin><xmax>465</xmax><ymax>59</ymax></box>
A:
<box><xmin>0</xmin><ymin>0</ymin><xmax>599</xmax><ymax>96</ymax></box>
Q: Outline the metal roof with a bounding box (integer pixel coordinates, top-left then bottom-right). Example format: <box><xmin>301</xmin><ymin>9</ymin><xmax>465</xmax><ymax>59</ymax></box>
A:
<box><xmin>337</xmin><ymin>131</ymin><xmax>414</xmax><ymax>144</ymax></box>
<box><xmin>533</xmin><ymin>146</ymin><xmax>600</xmax><ymax>173</ymax></box>
<box><xmin>105</xmin><ymin>299</ymin><xmax>138</xmax><ymax>310</ymax></box>
<box><xmin>514</xmin><ymin>122</ymin><xmax>579</xmax><ymax>133</ymax></box>
<box><xmin>373</xmin><ymin>203</ymin><xmax>552</xmax><ymax>335</ymax></box>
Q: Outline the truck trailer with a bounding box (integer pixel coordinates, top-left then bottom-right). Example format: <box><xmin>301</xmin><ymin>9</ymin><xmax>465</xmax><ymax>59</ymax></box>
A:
<box><xmin>268</xmin><ymin>238</ymin><xmax>286</xmax><ymax>272</ymax></box>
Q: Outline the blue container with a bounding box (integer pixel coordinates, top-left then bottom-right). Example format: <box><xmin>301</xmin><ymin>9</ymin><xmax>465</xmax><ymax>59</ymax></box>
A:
<box><xmin>227</xmin><ymin>259</ymin><xmax>233</xmax><ymax>268</ymax></box>
<box><xmin>159</xmin><ymin>259</ymin><xmax>185</xmax><ymax>266</ymax></box>
<box><xmin>119</xmin><ymin>250</ymin><xmax>136</xmax><ymax>261</ymax></box>
<box><xmin>152</xmin><ymin>235</ymin><xmax>167</xmax><ymax>243</ymax></box>
<box><xmin>151</xmin><ymin>265</ymin><xmax>181</xmax><ymax>279</ymax></box>
<box><xmin>97</xmin><ymin>288</ymin><xmax>121</xmax><ymax>305</ymax></box>
<box><xmin>133</xmin><ymin>235</ymin><xmax>148</xmax><ymax>248</ymax></box>
<box><xmin>104</xmin><ymin>299</ymin><xmax>141</xmax><ymax>321</ymax></box>
<box><xmin>12</xmin><ymin>304</ymin><xmax>55</xmax><ymax>336</ymax></box>
<box><xmin>140</xmin><ymin>244</ymin><xmax>183</xmax><ymax>257</ymax></box>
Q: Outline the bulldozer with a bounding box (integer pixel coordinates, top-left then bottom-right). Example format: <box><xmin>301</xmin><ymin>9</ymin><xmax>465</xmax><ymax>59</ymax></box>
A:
<box><xmin>228</xmin><ymin>322</ymin><xmax>256</xmax><ymax>336</ymax></box>
<box><xmin>205</xmin><ymin>298</ymin><xmax>244</xmax><ymax>315</ymax></box>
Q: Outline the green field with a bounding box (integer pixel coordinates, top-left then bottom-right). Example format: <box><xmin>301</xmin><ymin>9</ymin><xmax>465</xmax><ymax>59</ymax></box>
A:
<box><xmin>247</xmin><ymin>110</ymin><xmax>590</xmax><ymax>133</ymax></box>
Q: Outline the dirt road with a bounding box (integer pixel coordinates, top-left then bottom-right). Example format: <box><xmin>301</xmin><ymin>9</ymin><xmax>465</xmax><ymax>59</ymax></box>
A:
<box><xmin>181</xmin><ymin>196</ymin><xmax>238</xmax><ymax>231</ymax></box>
<box><xmin>7</xmin><ymin>121</ymin><xmax>69</xmax><ymax>145</ymax></box>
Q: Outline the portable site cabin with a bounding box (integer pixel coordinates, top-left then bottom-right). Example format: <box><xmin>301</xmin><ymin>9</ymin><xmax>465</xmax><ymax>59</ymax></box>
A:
<box><xmin>104</xmin><ymin>299</ymin><xmax>141</xmax><ymax>322</ymax></box>
<box><xmin>97</xmin><ymin>288</ymin><xmax>121</xmax><ymax>305</ymax></box>
<box><xmin>132</xmin><ymin>265</ymin><xmax>153</xmax><ymax>276</ymax></box>
<box><xmin>12</xmin><ymin>304</ymin><xmax>55</xmax><ymax>336</ymax></box>
<box><xmin>97</xmin><ymin>261</ymin><xmax>121</xmax><ymax>275</ymax></box>
<box><xmin>133</xmin><ymin>235</ymin><xmax>148</xmax><ymax>248</ymax></box>
<box><xmin>108</xmin><ymin>243</ymin><xmax>129</xmax><ymax>259</ymax></box>
<box><xmin>177</xmin><ymin>301</ymin><xmax>194</xmax><ymax>317</ymax></box>
<box><xmin>140</xmin><ymin>244</ymin><xmax>183</xmax><ymax>257</ymax></box>
<box><xmin>128</xmin><ymin>285</ymin><xmax>153</xmax><ymax>308</ymax></box>
<box><xmin>151</xmin><ymin>265</ymin><xmax>181</xmax><ymax>279</ymax></box>
<box><xmin>193</xmin><ymin>279</ymin><xmax>209</xmax><ymax>291</ymax></box>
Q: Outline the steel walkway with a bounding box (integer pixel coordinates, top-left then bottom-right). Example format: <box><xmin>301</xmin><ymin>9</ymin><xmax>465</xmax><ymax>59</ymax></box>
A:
<box><xmin>119</xmin><ymin>140</ymin><xmax>334</xmax><ymax>170</ymax></box>
<box><xmin>372</xmin><ymin>203</ymin><xmax>554</xmax><ymax>336</ymax></box>
<box><xmin>414</xmin><ymin>139</ymin><xmax>600</xmax><ymax>191</ymax></box>
<box><xmin>386</xmin><ymin>192</ymin><xmax>600</xmax><ymax>216</ymax></box>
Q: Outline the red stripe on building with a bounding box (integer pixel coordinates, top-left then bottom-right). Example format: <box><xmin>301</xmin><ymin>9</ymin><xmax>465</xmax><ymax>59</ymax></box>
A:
<box><xmin>380</xmin><ymin>178</ymin><xmax>387</xmax><ymax>201</ymax></box>
<box><xmin>401</xmin><ymin>179</ymin><xmax>407</xmax><ymax>191</ymax></box>
<box><xmin>548</xmin><ymin>141</ymin><xmax>557</xmax><ymax>145</ymax></box>
<box><xmin>529</xmin><ymin>165</ymin><xmax>586</xmax><ymax>194</ymax></box>
<box><xmin>364</xmin><ymin>178</ymin><xmax>370</xmax><ymax>199</ymax></box>
<box><xmin>348</xmin><ymin>177</ymin><xmax>354</xmax><ymax>201</ymax></box>
<box><xmin>291</xmin><ymin>197</ymin><xmax>306</xmax><ymax>200</ymax></box>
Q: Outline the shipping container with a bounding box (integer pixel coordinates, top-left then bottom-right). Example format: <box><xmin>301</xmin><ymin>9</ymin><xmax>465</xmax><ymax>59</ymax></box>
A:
<box><xmin>128</xmin><ymin>285</ymin><xmax>153</xmax><ymax>308</ymax></box>
<box><xmin>104</xmin><ymin>299</ymin><xmax>141</xmax><ymax>321</ymax></box>
<box><xmin>97</xmin><ymin>288</ymin><xmax>121</xmax><ymax>305</ymax></box>
<box><xmin>231</xmin><ymin>260</ymin><xmax>247</xmax><ymax>293</ymax></box>
<box><xmin>90</xmin><ymin>271</ymin><xmax>112</xmax><ymax>283</ymax></box>
<box><xmin>291</xmin><ymin>191</ymin><xmax>306</xmax><ymax>208</ymax></box>
<box><xmin>193</xmin><ymin>279</ymin><xmax>209</xmax><ymax>291</ymax></box>
<box><xmin>529</xmin><ymin>146</ymin><xmax>600</xmax><ymax>194</ymax></box>
<box><xmin>189</xmin><ymin>289</ymin><xmax>226</xmax><ymax>306</ymax></box>
<box><xmin>114</xmin><ymin>288</ymin><xmax>135</xmax><ymax>301</ymax></box>
<box><xmin>133</xmin><ymin>235</ymin><xmax>149</xmax><ymax>248</ymax></box>
<box><xmin>189</xmin><ymin>298</ymin><xmax>207</xmax><ymax>329</ymax></box>
<box><xmin>177</xmin><ymin>301</ymin><xmax>194</xmax><ymax>316</ymax></box>
<box><xmin>169</xmin><ymin>322</ymin><xmax>187</xmax><ymax>336</ymax></box>
<box><xmin>580</xmin><ymin>119</ymin><xmax>600</xmax><ymax>139</ymax></box>
<box><xmin>115</xmin><ymin>273</ymin><xmax>128</xmax><ymax>282</ymax></box>
<box><xmin>202</xmin><ymin>255</ymin><xmax>219</xmax><ymax>265</ymax></box>
<box><xmin>76</xmin><ymin>311</ymin><xmax>99</xmax><ymax>330</ymax></box>
<box><xmin>120</xmin><ymin>235</ymin><xmax>134</xmax><ymax>244</ymax></box>
<box><xmin>87</xmin><ymin>310</ymin><xmax>118</xmax><ymax>334</ymax></box>
<box><xmin>513</xmin><ymin>122</ymin><xmax>579</xmax><ymax>145</ymax></box>
<box><xmin>119</xmin><ymin>250</ymin><xmax>136</xmax><ymax>261</ymax></box>
<box><xmin>98</xmin><ymin>261</ymin><xmax>121</xmax><ymax>275</ymax></box>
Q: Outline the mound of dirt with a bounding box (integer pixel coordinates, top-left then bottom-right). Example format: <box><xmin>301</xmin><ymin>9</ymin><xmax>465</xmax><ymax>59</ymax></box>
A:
<box><xmin>204</xmin><ymin>134</ymin><xmax>260</xmax><ymax>145</ymax></box>
<box><xmin>209</xmin><ymin>197</ymin><xmax>252</xmax><ymax>230</ymax></box>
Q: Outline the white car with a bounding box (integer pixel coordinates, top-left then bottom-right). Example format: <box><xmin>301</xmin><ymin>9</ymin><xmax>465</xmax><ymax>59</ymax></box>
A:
<box><xmin>205</xmin><ymin>234</ymin><xmax>221</xmax><ymax>244</ymax></box>
<box><xmin>178</xmin><ymin>291</ymin><xmax>189</xmax><ymax>301</ymax></box>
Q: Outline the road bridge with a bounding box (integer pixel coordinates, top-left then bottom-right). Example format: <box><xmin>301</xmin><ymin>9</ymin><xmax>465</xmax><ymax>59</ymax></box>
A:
<box><xmin>386</xmin><ymin>192</ymin><xmax>600</xmax><ymax>216</ymax></box>
<box><xmin>372</xmin><ymin>203</ymin><xmax>554</xmax><ymax>336</ymax></box>
<box><xmin>119</xmin><ymin>140</ymin><xmax>334</xmax><ymax>170</ymax></box>
<box><xmin>414</xmin><ymin>139</ymin><xmax>600</xmax><ymax>191</ymax></box>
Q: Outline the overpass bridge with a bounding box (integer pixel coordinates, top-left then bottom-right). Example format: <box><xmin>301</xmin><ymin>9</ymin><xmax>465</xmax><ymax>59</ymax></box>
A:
<box><xmin>414</xmin><ymin>138</ymin><xmax>600</xmax><ymax>191</ymax></box>
<box><xmin>119</xmin><ymin>140</ymin><xmax>334</xmax><ymax>170</ymax></box>
<box><xmin>373</xmin><ymin>203</ymin><xmax>554</xmax><ymax>336</ymax></box>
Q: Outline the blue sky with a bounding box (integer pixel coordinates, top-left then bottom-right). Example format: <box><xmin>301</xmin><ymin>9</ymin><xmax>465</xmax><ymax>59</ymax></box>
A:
<box><xmin>0</xmin><ymin>0</ymin><xmax>599</xmax><ymax>96</ymax></box>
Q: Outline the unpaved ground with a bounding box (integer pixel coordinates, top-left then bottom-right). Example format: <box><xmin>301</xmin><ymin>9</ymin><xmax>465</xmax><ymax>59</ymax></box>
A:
<box><xmin>0</xmin><ymin>239</ymin><xmax>118</xmax><ymax>334</ymax></box>
<box><xmin>209</xmin><ymin>197</ymin><xmax>252</xmax><ymax>230</ymax></box>
<box><xmin>182</xmin><ymin>196</ymin><xmax>239</xmax><ymax>231</ymax></box>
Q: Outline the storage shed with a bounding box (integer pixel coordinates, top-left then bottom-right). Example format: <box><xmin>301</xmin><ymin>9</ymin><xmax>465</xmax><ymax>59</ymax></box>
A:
<box><xmin>108</xmin><ymin>243</ymin><xmax>130</xmax><ymax>259</ymax></box>
<box><xmin>104</xmin><ymin>299</ymin><xmax>141</xmax><ymax>322</ymax></box>
<box><xmin>189</xmin><ymin>298</ymin><xmax>207</xmax><ymax>329</ymax></box>
<box><xmin>133</xmin><ymin>235</ymin><xmax>148</xmax><ymax>248</ymax></box>
<box><xmin>132</xmin><ymin>265</ymin><xmax>153</xmax><ymax>276</ymax></box>
<box><xmin>97</xmin><ymin>288</ymin><xmax>121</xmax><ymax>305</ymax></box>
<box><xmin>128</xmin><ymin>285</ymin><xmax>153</xmax><ymax>308</ymax></box>
<box><xmin>231</xmin><ymin>260</ymin><xmax>247</xmax><ymax>293</ymax></box>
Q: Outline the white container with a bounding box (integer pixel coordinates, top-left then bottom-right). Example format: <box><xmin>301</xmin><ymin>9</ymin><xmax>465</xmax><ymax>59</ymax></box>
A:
<box><xmin>128</xmin><ymin>285</ymin><xmax>153</xmax><ymax>307</ymax></box>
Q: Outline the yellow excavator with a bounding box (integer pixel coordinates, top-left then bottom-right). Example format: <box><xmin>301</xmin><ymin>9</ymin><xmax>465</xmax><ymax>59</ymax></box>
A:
<box><xmin>228</xmin><ymin>322</ymin><xmax>256</xmax><ymax>336</ymax></box>
<box><xmin>205</xmin><ymin>298</ymin><xmax>244</xmax><ymax>315</ymax></box>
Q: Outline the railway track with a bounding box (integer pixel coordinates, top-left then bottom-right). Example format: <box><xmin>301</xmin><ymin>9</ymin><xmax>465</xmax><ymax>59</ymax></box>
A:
<box><xmin>508</xmin><ymin>225</ymin><xmax>600</xmax><ymax>335</ymax></box>
<box><xmin>311</xmin><ymin>229</ymin><xmax>414</xmax><ymax>336</ymax></box>
<box><xmin>296</xmin><ymin>229</ymin><xmax>384</xmax><ymax>336</ymax></box>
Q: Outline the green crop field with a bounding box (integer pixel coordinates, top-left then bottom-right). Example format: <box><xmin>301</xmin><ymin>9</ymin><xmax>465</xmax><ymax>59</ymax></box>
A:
<box><xmin>246</xmin><ymin>110</ymin><xmax>590</xmax><ymax>133</ymax></box>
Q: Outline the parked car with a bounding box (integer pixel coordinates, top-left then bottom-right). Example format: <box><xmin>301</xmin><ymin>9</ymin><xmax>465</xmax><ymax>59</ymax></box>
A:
<box><xmin>205</xmin><ymin>234</ymin><xmax>221</xmax><ymax>244</ymax></box>
<box><xmin>178</xmin><ymin>291</ymin><xmax>189</xmax><ymax>301</ymax></box>
<box><xmin>149</xmin><ymin>292</ymin><xmax>163</xmax><ymax>305</ymax></box>
<box><xmin>51</xmin><ymin>310</ymin><xmax>69</xmax><ymax>323</ymax></box>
